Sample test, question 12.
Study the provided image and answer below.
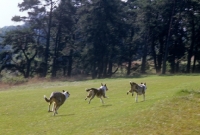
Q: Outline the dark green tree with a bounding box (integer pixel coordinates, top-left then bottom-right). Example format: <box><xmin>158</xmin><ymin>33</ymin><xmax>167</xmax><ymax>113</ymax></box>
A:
<box><xmin>1</xmin><ymin>28</ymin><xmax>38</xmax><ymax>78</ymax></box>
<box><xmin>183</xmin><ymin>0</ymin><xmax>200</xmax><ymax>73</ymax></box>
<box><xmin>77</xmin><ymin>0</ymin><xmax>126</xmax><ymax>78</ymax></box>
<box><xmin>51</xmin><ymin>0</ymin><xmax>76</xmax><ymax>78</ymax></box>
<box><xmin>15</xmin><ymin>0</ymin><xmax>59</xmax><ymax>77</ymax></box>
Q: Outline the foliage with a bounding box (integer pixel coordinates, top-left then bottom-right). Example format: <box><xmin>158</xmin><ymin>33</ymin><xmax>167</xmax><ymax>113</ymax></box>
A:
<box><xmin>1</xmin><ymin>0</ymin><xmax>200</xmax><ymax>79</ymax></box>
<box><xmin>0</xmin><ymin>70</ymin><xmax>27</xmax><ymax>84</ymax></box>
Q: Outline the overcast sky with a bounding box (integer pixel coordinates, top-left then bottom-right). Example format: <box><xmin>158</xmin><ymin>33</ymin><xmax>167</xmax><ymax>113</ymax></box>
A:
<box><xmin>0</xmin><ymin>0</ymin><xmax>27</xmax><ymax>28</ymax></box>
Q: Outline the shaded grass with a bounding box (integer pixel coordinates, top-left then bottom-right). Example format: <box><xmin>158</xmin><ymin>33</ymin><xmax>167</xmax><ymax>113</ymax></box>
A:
<box><xmin>130</xmin><ymin>92</ymin><xmax>200</xmax><ymax>135</ymax></box>
<box><xmin>0</xmin><ymin>75</ymin><xmax>200</xmax><ymax>134</ymax></box>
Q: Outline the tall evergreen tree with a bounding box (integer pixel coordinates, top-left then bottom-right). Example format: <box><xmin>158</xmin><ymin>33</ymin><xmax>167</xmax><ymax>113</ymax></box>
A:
<box><xmin>51</xmin><ymin>0</ymin><xmax>76</xmax><ymax>77</ymax></box>
<box><xmin>77</xmin><ymin>0</ymin><xmax>126</xmax><ymax>78</ymax></box>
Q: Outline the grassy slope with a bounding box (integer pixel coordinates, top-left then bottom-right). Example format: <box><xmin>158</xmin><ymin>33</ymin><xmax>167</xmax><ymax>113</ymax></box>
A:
<box><xmin>0</xmin><ymin>75</ymin><xmax>200</xmax><ymax>135</ymax></box>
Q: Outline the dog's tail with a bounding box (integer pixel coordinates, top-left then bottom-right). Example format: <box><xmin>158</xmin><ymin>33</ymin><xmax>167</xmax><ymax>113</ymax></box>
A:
<box><xmin>86</xmin><ymin>88</ymin><xmax>91</xmax><ymax>92</ymax></box>
<box><xmin>86</xmin><ymin>88</ymin><xmax>98</xmax><ymax>92</ymax></box>
<box><xmin>44</xmin><ymin>95</ymin><xmax>50</xmax><ymax>102</ymax></box>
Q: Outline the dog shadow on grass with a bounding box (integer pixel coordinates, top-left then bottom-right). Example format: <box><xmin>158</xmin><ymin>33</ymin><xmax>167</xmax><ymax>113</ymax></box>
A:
<box><xmin>56</xmin><ymin>113</ymin><xmax>75</xmax><ymax>117</ymax></box>
<box><xmin>100</xmin><ymin>104</ymin><xmax>112</xmax><ymax>107</ymax></box>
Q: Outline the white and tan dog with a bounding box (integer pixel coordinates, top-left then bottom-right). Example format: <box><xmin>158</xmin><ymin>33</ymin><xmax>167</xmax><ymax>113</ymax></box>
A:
<box><xmin>85</xmin><ymin>83</ymin><xmax>108</xmax><ymax>104</ymax></box>
<box><xmin>44</xmin><ymin>90</ymin><xmax>70</xmax><ymax>116</ymax></box>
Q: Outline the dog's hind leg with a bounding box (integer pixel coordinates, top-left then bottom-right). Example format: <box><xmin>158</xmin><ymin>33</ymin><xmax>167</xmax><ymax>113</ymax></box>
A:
<box><xmin>88</xmin><ymin>94</ymin><xmax>95</xmax><ymax>104</ymax></box>
<box><xmin>85</xmin><ymin>95</ymin><xmax>89</xmax><ymax>100</ymax></box>
<box><xmin>48</xmin><ymin>102</ymin><xmax>52</xmax><ymax>112</ymax></box>
<box><xmin>85</xmin><ymin>94</ymin><xmax>90</xmax><ymax>100</ymax></box>
<box><xmin>55</xmin><ymin>106</ymin><xmax>60</xmax><ymax>115</ymax></box>
<box><xmin>85</xmin><ymin>90</ymin><xmax>92</xmax><ymax>100</ymax></box>
<box><xmin>51</xmin><ymin>102</ymin><xmax>55</xmax><ymax>112</ymax></box>
<box><xmin>135</xmin><ymin>94</ymin><xmax>138</xmax><ymax>103</ymax></box>
<box><xmin>53</xmin><ymin>104</ymin><xmax>57</xmax><ymax>116</ymax></box>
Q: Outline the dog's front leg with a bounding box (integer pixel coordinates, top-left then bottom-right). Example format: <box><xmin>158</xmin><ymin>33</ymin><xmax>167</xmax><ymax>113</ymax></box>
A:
<box><xmin>127</xmin><ymin>90</ymin><xmax>131</xmax><ymax>95</ymax></box>
<box><xmin>132</xmin><ymin>91</ymin><xmax>134</xmax><ymax>96</ymax></box>
<box><xmin>100</xmin><ymin>97</ymin><xmax>104</xmax><ymax>104</ymax></box>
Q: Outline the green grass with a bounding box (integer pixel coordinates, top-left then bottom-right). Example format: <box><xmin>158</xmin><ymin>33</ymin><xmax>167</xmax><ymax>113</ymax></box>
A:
<box><xmin>0</xmin><ymin>75</ymin><xmax>200</xmax><ymax>135</ymax></box>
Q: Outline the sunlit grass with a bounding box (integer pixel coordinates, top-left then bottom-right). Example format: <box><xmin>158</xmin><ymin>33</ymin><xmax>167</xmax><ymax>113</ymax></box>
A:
<box><xmin>0</xmin><ymin>75</ymin><xmax>200</xmax><ymax>134</ymax></box>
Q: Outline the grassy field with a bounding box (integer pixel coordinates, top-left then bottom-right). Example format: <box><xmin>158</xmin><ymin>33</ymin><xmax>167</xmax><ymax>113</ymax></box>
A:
<box><xmin>0</xmin><ymin>75</ymin><xmax>200</xmax><ymax>135</ymax></box>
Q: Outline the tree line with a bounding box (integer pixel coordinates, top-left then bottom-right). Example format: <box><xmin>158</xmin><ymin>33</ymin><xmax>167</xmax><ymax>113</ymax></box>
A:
<box><xmin>0</xmin><ymin>0</ymin><xmax>200</xmax><ymax>79</ymax></box>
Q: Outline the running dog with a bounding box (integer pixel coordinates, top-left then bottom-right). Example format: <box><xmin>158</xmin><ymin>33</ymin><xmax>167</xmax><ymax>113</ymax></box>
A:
<box><xmin>85</xmin><ymin>83</ymin><xmax>108</xmax><ymax>104</ymax></box>
<box><xmin>127</xmin><ymin>82</ymin><xmax>147</xmax><ymax>102</ymax></box>
<box><xmin>44</xmin><ymin>90</ymin><xmax>70</xmax><ymax>116</ymax></box>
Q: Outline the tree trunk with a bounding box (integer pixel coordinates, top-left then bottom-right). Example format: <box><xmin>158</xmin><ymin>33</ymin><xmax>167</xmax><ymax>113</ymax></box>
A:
<box><xmin>151</xmin><ymin>37</ymin><xmax>157</xmax><ymax>73</ymax></box>
<box><xmin>97</xmin><ymin>60</ymin><xmax>103</xmax><ymax>78</ymax></box>
<box><xmin>175</xmin><ymin>60</ymin><xmax>180</xmax><ymax>73</ymax></box>
<box><xmin>44</xmin><ymin>0</ymin><xmax>53</xmax><ymax>77</ymax></box>
<box><xmin>141</xmin><ymin>43</ymin><xmax>147</xmax><ymax>73</ymax></box>
<box><xmin>127</xmin><ymin>58</ymin><xmax>132</xmax><ymax>75</ymax></box>
<box><xmin>170</xmin><ymin>55</ymin><xmax>175</xmax><ymax>73</ymax></box>
<box><xmin>126</xmin><ymin>29</ymin><xmax>134</xmax><ymax>75</ymax></box>
<box><xmin>25</xmin><ymin>61</ymin><xmax>31</xmax><ymax>78</ymax></box>
<box><xmin>127</xmin><ymin>43</ymin><xmax>133</xmax><ymax>75</ymax></box>
<box><xmin>162</xmin><ymin>0</ymin><xmax>176</xmax><ymax>74</ymax></box>
<box><xmin>187</xmin><ymin>13</ymin><xmax>195</xmax><ymax>73</ymax></box>
<box><xmin>51</xmin><ymin>57</ymin><xmax>57</xmax><ymax>78</ymax></box>
<box><xmin>51</xmin><ymin>21</ymin><xmax>62</xmax><ymax>78</ymax></box>
<box><xmin>67</xmin><ymin>49</ymin><xmax>73</xmax><ymax>77</ymax></box>
<box><xmin>92</xmin><ymin>62</ymin><xmax>97</xmax><ymax>79</ymax></box>
<box><xmin>103</xmin><ymin>55</ymin><xmax>108</xmax><ymax>77</ymax></box>
<box><xmin>107</xmin><ymin>60</ymin><xmax>112</xmax><ymax>77</ymax></box>
<box><xmin>157</xmin><ymin>36</ymin><xmax>164</xmax><ymax>73</ymax></box>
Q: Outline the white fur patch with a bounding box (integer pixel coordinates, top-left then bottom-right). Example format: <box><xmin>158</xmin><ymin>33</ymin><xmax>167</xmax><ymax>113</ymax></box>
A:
<box><xmin>63</xmin><ymin>91</ymin><xmax>70</xmax><ymax>99</ymax></box>
<box><xmin>100</xmin><ymin>86</ymin><xmax>107</xmax><ymax>92</ymax></box>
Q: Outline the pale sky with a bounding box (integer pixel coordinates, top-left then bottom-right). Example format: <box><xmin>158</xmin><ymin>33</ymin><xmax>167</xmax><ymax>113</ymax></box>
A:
<box><xmin>0</xmin><ymin>0</ymin><xmax>27</xmax><ymax>28</ymax></box>
<box><xmin>0</xmin><ymin>0</ymin><xmax>128</xmax><ymax>28</ymax></box>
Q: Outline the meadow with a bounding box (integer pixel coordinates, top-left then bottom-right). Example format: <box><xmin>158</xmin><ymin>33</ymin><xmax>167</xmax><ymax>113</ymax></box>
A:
<box><xmin>0</xmin><ymin>75</ymin><xmax>200</xmax><ymax>135</ymax></box>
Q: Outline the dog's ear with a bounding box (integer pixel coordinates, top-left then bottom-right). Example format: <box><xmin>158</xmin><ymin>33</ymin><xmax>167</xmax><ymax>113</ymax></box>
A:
<box><xmin>62</xmin><ymin>90</ymin><xmax>65</xmax><ymax>92</ymax></box>
<box><xmin>104</xmin><ymin>84</ymin><xmax>106</xmax><ymax>86</ymax></box>
<box><xmin>144</xmin><ymin>83</ymin><xmax>146</xmax><ymax>85</ymax></box>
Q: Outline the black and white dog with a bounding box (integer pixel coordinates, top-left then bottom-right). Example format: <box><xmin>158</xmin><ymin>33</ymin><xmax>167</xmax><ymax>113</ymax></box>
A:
<box><xmin>127</xmin><ymin>82</ymin><xmax>147</xmax><ymax>102</ymax></box>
